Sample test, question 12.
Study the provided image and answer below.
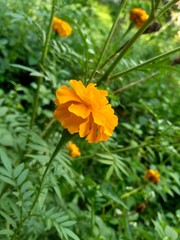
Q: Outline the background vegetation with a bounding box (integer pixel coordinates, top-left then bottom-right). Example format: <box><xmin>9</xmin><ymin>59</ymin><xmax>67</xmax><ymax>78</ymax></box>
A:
<box><xmin>0</xmin><ymin>0</ymin><xmax>179</xmax><ymax>239</ymax></box>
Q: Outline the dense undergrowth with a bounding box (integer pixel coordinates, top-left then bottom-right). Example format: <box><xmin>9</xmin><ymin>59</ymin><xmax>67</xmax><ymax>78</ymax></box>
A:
<box><xmin>0</xmin><ymin>0</ymin><xmax>180</xmax><ymax>239</ymax></box>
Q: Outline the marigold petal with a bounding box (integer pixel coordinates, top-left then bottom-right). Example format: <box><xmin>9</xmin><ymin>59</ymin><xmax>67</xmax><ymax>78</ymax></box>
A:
<box><xmin>85</xmin><ymin>122</ymin><xmax>98</xmax><ymax>143</ymax></box>
<box><xmin>54</xmin><ymin>103</ymin><xmax>71</xmax><ymax>122</ymax></box>
<box><xmin>56</xmin><ymin>86</ymin><xmax>81</xmax><ymax>104</ymax></box>
<box><xmin>68</xmin><ymin>103</ymin><xmax>90</xmax><ymax>119</ymax></box>
<box><xmin>79</xmin><ymin>116</ymin><xmax>92</xmax><ymax>137</ymax></box>
<box><xmin>92</xmin><ymin>105</ymin><xmax>118</xmax><ymax>135</ymax></box>
<box><xmin>69</xmin><ymin>80</ymin><xmax>86</xmax><ymax>99</ymax></box>
<box><xmin>62</xmin><ymin>113</ymin><xmax>84</xmax><ymax>134</ymax></box>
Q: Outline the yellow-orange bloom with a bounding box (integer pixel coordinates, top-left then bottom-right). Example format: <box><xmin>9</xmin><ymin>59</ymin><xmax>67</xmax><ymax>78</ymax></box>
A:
<box><xmin>53</xmin><ymin>17</ymin><xmax>72</xmax><ymax>37</ymax></box>
<box><xmin>54</xmin><ymin>80</ymin><xmax>118</xmax><ymax>143</ymax></box>
<box><xmin>144</xmin><ymin>169</ymin><xmax>160</xmax><ymax>184</ymax></box>
<box><xmin>130</xmin><ymin>8</ymin><xmax>149</xmax><ymax>28</ymax></box>
<box><xmin>66</xmin><ymin>141</ymin><xmax>81</xmax><ymax>158</ymax></box>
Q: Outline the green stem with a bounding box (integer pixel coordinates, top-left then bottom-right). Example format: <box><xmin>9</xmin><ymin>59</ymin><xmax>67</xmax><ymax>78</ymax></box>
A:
<box><xmin>121</xmin><ymin>187</ymin><xmax>142</xmax><ymax>199</ymax></box>
<box><xmin>89</xmin><ymin>0</ymin><xmax>127</xmax><ymax>82</ymax></box>
<box><xmin>112</xmin><ymin>143</ymin><xmax>148</xmax><ymax>153</ymax></box>
<box><xmin>30</xmin><ymin>0</ymin><xmax>57</xmax><ymax>129</ymax></box>
<box><xmin>99</xmin><ymin>41</ymin><xmax>128</xmax><ymax>70</ymax></box>
<box><xmin>113</xmin><ymin>71</ymin><xmax>159</xmax><ymax>93</ymax></box>
<box><xmin>12</xmin><ymin>129</ymin><xmax>74</xmax><ymax>238</ymax></box>
<box><xmin>90</xmin><ymin>199</ymin><xmax>95</xmax><ymax>236</ymax></box>
<box><xmin>96</xmin><ymin>13</ymin><xmax>155</xmax><ymax>85</ymax></box>
<box><xmin>28</xmin><ymin>129</ymin><xmax>74</xmax><ymax>215</ymax></box>
<box><xmin>109</xmin><ymin>46</ymin><xmax>180</xmax><ymax>80</ymax></box>
<box><xmin>41</xmin><ymin>119</ymin><xmax>59</xmax><ymax>139</ymax></box>
<box><xmin>97</xmin><ymin>0</ymin><xmax>179</xmax><ymax>85</ymax></box>
<box><xmin>156</xmin><ymin>0</ymin><xmax>179</xmax><ymax>17</ymax></box>
<box><xmin>124</xmin><ymin>211</ymin><xmax>133</xmax><ymax>240</ymax></box>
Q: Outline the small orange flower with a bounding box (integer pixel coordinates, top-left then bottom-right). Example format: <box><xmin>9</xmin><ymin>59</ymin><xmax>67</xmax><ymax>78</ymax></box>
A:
<box><xmin>130</xmin><ymin>8</ymin><xmax>149</xmax><ymax>28</ymax></box>
<box><xmin>54</xmin><ymin>80</ymin><xmax>118</xmax><ymax>143</ymax></box>
<box><xmin>53</xmin><ymin>17</ymin><xmax>72</xmax><ymax>37</ymax></box>
<box><xmin>66</xmin><ymin>141</ymin><xmax>81</xmax><ymax>158</ymax></box>
<box><xmin>144</xmin><ymin>169</ymin><xmax>160</xmax><ymax>184</ymax></box>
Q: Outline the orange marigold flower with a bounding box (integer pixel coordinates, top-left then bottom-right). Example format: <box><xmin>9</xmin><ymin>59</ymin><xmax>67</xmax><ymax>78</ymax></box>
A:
<box><xmin>53</xmin><ymin>17</ymin><xmax>72</xmax><ymax>37</ymax></box>
<box><xmin>54</xmin><ymin>80</ymin><xmax>118</xmax><ymax>143</ymax></box>
<box><xmin>66</xmin><ymin>141</ymin><xmax>81</xmax><ymax>158</ymax></box>
<box><xmin>130</xmin><ymin>8</ymin><xmax>149</xmax><ymax>28</ymax></box>
<box><xmin>144</xmin><ymin>169</ymin><xmax>160</xmax><ymax>184</ymax></box>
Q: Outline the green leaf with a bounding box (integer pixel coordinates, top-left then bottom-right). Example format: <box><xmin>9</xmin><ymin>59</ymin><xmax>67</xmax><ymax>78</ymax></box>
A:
<box><xmin>20</xmin><ymin>181</ymin><xmax>32</xmax><ymax>193</ymax></box>
<box><xmin>101</xmin><ymin>183</ymin><xmax>128</xmax><ymax>209</ymax></box>
<box><xmin>0</xmin><ymin>175</ymin><xmax>15</xmax><ymax>186</ymax></box>
<box><xmin>30</xmin><ymin>71</ymin><xmax>45</xmax><ymax>77</ymax></box>
<box><xmin>14</xmin><ymin>163</ymin><xmax>24</xmax><ymax>178</ymax></box>
<box><xmin>55</xmin><ymin>215</ymin><xmax>69</xmax><ymax>223</ymax></box>
<box><xmin>0</xmin><ymin>107</ymin><xmax>8</xmax><ymax>117</ymax></box>
<box><xmin>64</xmin><ymin>228</ymin><xmax>80</xmax><ymax>240</ymax></box>
<box><xmin>11</xmin><ymin>64</ymin><xmax>36</xmax><ymax>72</ymax></box>
<box><xmin>105</xmin><ymin>165</ymin><xmax>114</xmax><ymax>180</ymax></box>
<box><xmin>153</xmin><ymin>220</ymin><xmax>164</xmax><ymax>238</ymax></box>
<box><xmin>0</xmin><ymin>167</ymin><xmax>12</xmax><ymax>178</ymax></box>
<box><xmin>22</xmin><ymin>190</ymin><xmax>34</xmax><ymax>200</ymax></box>
<box><xmin>97</xmin><ymin>159</ymin><xmax>113</xmax><ymax>165</ymax></box>
<box><xmin>0</xmin><ymin>149</ymin><xmax>12</xmax><ymax>175</ymax></box>
<box><xmin>165</xmin><ymin>225</ymin><xmax>178</xmax><ymax>240</ymax></box>
<box><xmin>0</xmin><ymin>229</ymin><xmax>14</xmax><ymax>236</ymax></box>
<box><xmin>0</xmin><ymin>210</ymin><xmax>17</xmax><ymax>227</ymax></box>
<box><xmin>60</xmin><ymin>220</ymin><xmax>76</xmax><ymax>227</ymax></box>
<box><xmin>17</xmin><ymin>169</ymin><xmax>29</xmax><ymax>186</ymax></box>
<box><xmin>26</xmin><ymin>154</ymin><xmax>49</xmax><ymax>164</ymax></box>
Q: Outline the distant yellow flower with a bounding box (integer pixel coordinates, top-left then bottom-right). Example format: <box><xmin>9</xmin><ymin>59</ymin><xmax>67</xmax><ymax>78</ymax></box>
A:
<box><xmin>130</xmin><ymin>8</ymin><xmax>149</xmax><ymax>28</ymax></box>
<box><xmin>53</xmin><ymin>17</ymin><xmax>72</xmax><ymax>37</ymax></box>
<box><xmin>66</xmin><ymin>141</ymin><xmax>81</xmax><ymax>158</ymax></box>
<box><xmin>144</xmin><ymin>169</ymin><xmax>160</xmax><ymax>184</ymax></box>
<box><xmin>54</xmin><ymin>80</ymin><xmax>118</xmax><ymax>143</ymax></box>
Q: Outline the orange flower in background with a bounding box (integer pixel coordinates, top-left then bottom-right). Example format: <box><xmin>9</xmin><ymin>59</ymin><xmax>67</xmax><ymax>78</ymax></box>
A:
<box><xmin>144</xmin><ymin>169</ymin><xmax>160</xmax><ymax>184</ymax></box>
<box><xmin>130</xmin><ymin>8</ymin><xmax>149</xmax><ymax>28</ymax></box>
<box><xmin>53</xmin><ymin>17</ymin><xmax>72</xmax><ymax>37</ymax></box>
<box><xmin>66</xmin><ymin>141</ymin><xmax>81</xmax><ymax>158</ymax></box>
<box><xmin>54</xmin><ymin>80</ymin><xmax>118</xmax><ymax>143</ymax></box>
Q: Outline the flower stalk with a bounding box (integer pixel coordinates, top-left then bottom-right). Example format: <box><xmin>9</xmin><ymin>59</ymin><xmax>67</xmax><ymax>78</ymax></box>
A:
<box><xmin>89</xmin><ymin>0</ymin><xmax>127</xmax><ymax>82</ymax></box>
<box><xmin>96</xmin><ymin>14</ymin><xmax>155</xmax><ymax>86</ymax></box>
<box><xmin>109</xmin><ymin>46</ymin><xmax>180</xmax><ymax>80</ymax></box>
<box><xmin>96</xmin><ymin>0</ymin><xmax>179</xmax><ymax>86</ymax></box>
<box><xmin>28</xmin><ymin>129</ymin><xmax>75</xmax><ymax>215</ymax></box>
<box><xmin>30</xmin><ymin>0</ymin><xmax>57</xmax><ymax>129</ymax></box>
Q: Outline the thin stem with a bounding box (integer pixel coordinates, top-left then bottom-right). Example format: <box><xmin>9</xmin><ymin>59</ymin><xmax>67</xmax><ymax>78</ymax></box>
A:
<box><xmin>89</xmin><ymin>0</ymin><xmax>127</xmax><ymax>82</ymax></box>
<box><xmin>99</xmin><ymin>41</ymin><xmax>128</xmax><ymax>70</ymax></box>
<box><xmin>113</xmin><ymin>72</ymin><xmax>159</xmax><ymax>93</ymax></box>
<box><xmin>30</xmin><ymin>0</ymin><xmax>57</xmax><ymax>128</ymax></box>
<box><xmin>90</xmin><ymin>199</ymin><xmax>95</xmax><ymax>236</ymax></box>
<box><xmin>156</xmin><ymin>0</ymin><xmax>179</xmax><ymax>18</ymax></box>
<box><xmin>12</xmin><ymin>129</ymin><xmax>74</xmax><ymax>238</ymax></box>
<box><xmin>155</xmin><ymin>0</ymin><xmax>161</xmax><ymax>9</ymax></box>
<box><xmin>97</xmin><ymin>0</ymin><xmax>179</xmax><ymax>85</ymax></box>
<box><xmin>124</xmin><ymin>211</ymin><xmax>133</xmax><ymax>240</ymax></box>
<box><xmin>112</xmin><ymin>143</ymin><xmax>149</xmax><ymax>153</ymax></box>
<box><xmin>109</xmin><ymin>46</ymin><xmax>180</xmax><ymax>80</ymax></box>
<box><xmin>41</xmin><ymin>119</ymin><xmax>59</xmax><ymax>139</ymax></box>
<box><xmin>96</xmin><ymin>13</ymin><xmax>155</xmax><ymax>86</ymax></box>
<box><xmin>28</xmin><ymin>129</ymin><xmax>74</xmax><ymax>216</ymax></box>
<box><xmin>121</xmin><ymin>187</ymin><xmax>142</xmax><ymax>199</ymax></box>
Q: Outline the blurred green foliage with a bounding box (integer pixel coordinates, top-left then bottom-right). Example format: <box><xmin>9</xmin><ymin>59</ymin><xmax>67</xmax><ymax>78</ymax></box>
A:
<box><xmin>0</xmin><ymin>0</ymin><xmax>180</xmax><ymax>239</ymax></box>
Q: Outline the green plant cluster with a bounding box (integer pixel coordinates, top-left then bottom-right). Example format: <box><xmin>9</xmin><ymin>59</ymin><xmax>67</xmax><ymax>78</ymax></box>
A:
<box><xmin>0</xmin><ymin>0</ymin><xmax>180</xmax><ymax>239</ymax></box>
